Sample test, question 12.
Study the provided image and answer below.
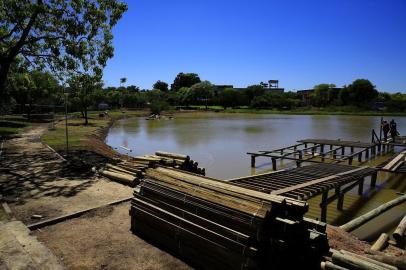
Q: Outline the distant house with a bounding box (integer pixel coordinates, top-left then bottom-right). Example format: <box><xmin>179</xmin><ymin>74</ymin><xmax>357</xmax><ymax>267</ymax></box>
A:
<box><xmin>98</xmin><ymin>102</ymin><xmax>110</xmax><ymax>110</ymax></box>
<box><xmin>214</xmin><ymin>80</ymin><xmax>284</xmax><ymax>94</ymax></box>
<box><xmin>297</xmin><ymin>87</ymin><xmax>342</xmax><ymax>106</ymax></box>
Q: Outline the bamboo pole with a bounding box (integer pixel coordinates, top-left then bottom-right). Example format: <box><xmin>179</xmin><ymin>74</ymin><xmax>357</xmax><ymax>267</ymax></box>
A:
<box><xmin>370</xmin><ymin>233</ymin><xmax>388</xmax><ymax>252</ymax></box>
<box><xmin>321</xmin><ymin>261</ymin><xmax>349</xmax><ymax>270</ymax></box>
<box><xmin>99</xmin><ymin>169</ymin><xmax>136</xmax><ymax>185</ymax></box>
<box><xmin>155</xmin><ymin>151</ymin><xmax>189</xmax><ymax>161</ymax></box>
<box><xmin>366</xmin><ymin>250</ymin><xmax>406</xmax><ymax>270</ymax></box>
<box><xmin>340</xmin><ymin>194</ymin><xmax>406</xmax><ymax>232</ymax></box>
<box><xmin>332</xmin><ymin>251</ymin><xmax>388</xmax><ymax>270</ymax></box>
<box><xmin>393</xmin><ymin>214</ymin><xmax>406</xmax><ymax>241</ymax></box>
<box><xmin>339</xmin><ymin>250</ymin><xmax>397</xmax><ymax>270</ymax></box>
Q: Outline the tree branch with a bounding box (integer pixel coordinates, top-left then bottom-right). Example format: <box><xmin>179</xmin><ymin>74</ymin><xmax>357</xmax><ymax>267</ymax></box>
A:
<box><xmin>0</xmin><ymin>24</ymin><xmax>19</xmax><ymax>42</ymax></box>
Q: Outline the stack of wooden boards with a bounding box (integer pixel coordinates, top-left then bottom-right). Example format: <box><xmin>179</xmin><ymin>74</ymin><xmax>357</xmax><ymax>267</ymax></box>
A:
<box><xmin>96</xmin><ymin>151</ymin><xmax>205</xmax><ymax>186</ymax></box>
<box><xmin>323</xmin><ymin>249</ymin><xmax>402</xmax><ymax>270</ymax></box>
<box><xmin>130</xmin><ymin>166</ymin><xmax>329</xmax><ymax>269</ymax></box>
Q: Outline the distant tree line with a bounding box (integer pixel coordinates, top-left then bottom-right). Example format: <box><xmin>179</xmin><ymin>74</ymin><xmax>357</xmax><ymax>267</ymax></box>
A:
<box><xmin>3</xmin><ymin>70</ymin><xmax>406</xmax><ymax>118</ymax></box>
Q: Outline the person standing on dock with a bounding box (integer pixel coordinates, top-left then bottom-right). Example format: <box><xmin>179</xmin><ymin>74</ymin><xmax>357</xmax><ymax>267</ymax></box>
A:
<box><xmin>381</xmin><ymin>120</ymin><xmax>390</xmax><ymax>142</ymax></box>
<box><xmin>389</xmin><ymin>119</ymin><xmax>399</xmax><ymax>142</ymax></box>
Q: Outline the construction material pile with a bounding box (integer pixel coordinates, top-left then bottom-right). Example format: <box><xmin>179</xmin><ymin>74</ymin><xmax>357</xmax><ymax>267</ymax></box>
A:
<box><xmin>130</xmin><ymin>166</ymin><xmax>329</xmax><ymax>269</ymax></box>
<box><xmin>96</xmin><ymin>151</ymin><xmax>205</xmax><ymax>186</ymax></box>
<box><xmin>323</xmin><ymin>249</ymin><xmax>403</xmax><ymax>270</ymax></box>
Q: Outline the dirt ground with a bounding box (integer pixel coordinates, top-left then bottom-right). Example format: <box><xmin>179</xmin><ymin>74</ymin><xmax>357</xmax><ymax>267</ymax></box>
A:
<box><xmin>33</xmin><ymin>202</ymin><xmax>191</xmax><ymax>270</ymax></box>
<box><xmin>0</xmin><ymin>124</ymin><xmax>132</xmax><ymax>224</ymax></box>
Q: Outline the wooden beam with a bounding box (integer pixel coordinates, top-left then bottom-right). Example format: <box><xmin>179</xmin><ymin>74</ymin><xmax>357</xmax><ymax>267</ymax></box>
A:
<box><xmin>271</xmin><ymin>167</ymin><xmax>368</xmax><ymax>195</ymax></box>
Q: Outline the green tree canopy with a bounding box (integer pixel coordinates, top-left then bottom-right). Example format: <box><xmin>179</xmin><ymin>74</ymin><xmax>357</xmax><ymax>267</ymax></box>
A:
<box><xmin>340</xmin><ymin>79</ymin><xmax>378</xmax><ymax>107</ymax></box>
<box><xmin>0</xmin><ymin>0</ymin><xmax>128</xmax><ymax>104</ymax></box>
<box><xmin>170</xmin><ymin>72</ymin><xmax>201</xmax><ymax>91</ymax></box>
<box><xmin>68</xmin><ymin>73</ymin><xmax>102</xmax><ymax>125</ymax></box>
<box><xmin>244</xmin><ymin>85</ymin><xmax>265</xmax><ymax>102</ymax></box>
<box><xmin>153</xmin><ymin>80</ymin><xmax>169</xmax><ymax>92</ymax></box>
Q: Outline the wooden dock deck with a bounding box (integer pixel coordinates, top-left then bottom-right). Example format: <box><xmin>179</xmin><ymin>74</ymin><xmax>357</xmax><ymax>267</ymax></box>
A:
<box><xmin>248</xmin><ymin>138</ymin><xmax>382</xmax><ymax>170</ymax></box>
<box><xmin>228</xmin><ymin>163</ymin><xmax>377</xmax><ymax>222</ymax></box>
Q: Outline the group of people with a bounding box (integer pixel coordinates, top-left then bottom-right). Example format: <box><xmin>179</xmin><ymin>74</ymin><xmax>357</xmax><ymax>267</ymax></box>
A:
<box><xmin>381</xmin><ymin>119</ymin><xmax>399</xmax><ymax>142</ymax></box>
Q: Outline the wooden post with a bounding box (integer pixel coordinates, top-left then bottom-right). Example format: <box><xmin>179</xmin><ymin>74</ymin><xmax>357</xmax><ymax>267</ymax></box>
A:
<box><xmin>370</xmin><ymin>172</ymin><xmax>377</xmax><ymax>188</ymax></box>
<box><xmin>251</xmin><ymin>155</ymin><xmax>256</xmax><ymax>168</ymax></box>
<box><xmin>321</xmin><ymin>191</ymin><xmax>328</xmax><ymax>222</ymax></box>
<box><xmin>298</xmin><ymin>151</ymin><xmax>303</xmax><ymax>160</ymax></box>
<box><xmin>321</xmin><ymin>153</ymin><xmax>325</xmax><ymax>162</ymax></box>
<box><xmin>358</xmin><ymin>178</ymin><xmax>364</xmax><ymax>195</ymax></box>
<box><xmin>348</xmin><ymin>157</ymin><xmax>353</xmax><ymax>165</ymax></box>
<box><xmin>372</xmin><ymin>146</ymin><xmax>376</xmax><ymax>156</ymax></box>
<box><xmin>365</xmin><ymin>148</ymin><xmax>369</xmax><ymax>159</ymax></box>
<box><xmin>330</xmin><ymin>145</ymin><xmax>333</xmax><ymax>150</ymax></box>
<box><xmin>342</xmin><ymin>147</ymin><xmax>345</xmax><ymax>156</ymax></box>
<box><xmin>358</xmin><ymin>152</ymin><xmax>362</xmax><ymax>162</ymax></box>
<box><xmin>271</xmin><ymin>158</ymin><xmax>277</xmax><ymax>171</ymax></box>
<box><xmin>296</xmin><ymin>161</ymin><xmax>301</xmax><ymax>167</ymax></box>
<box><xmin>333</xmin><ymin>150</ymin><xmax>337</xmax><ymax>159</ymax></box>
<box><xmin>320</xmin><ymin>144</ymin><xmax>325</xmax><ymax>154</ymax></box>
<box><xmin>304</xmin><ymin>143</ymin><xmax>307</xmax><ymax>148</ymax></box>
<box><xmin>335</xmin><ymin>187</ymin><xmax>344</xmax><ymax>210</ymax></box>
<box><xmin>378</xmin><ymin>144</ymin><xmax>381</xmax><ymax>155</ymax></box>
<box><xmin>351</xmin><ymin>146</ymin><xmax>354</xmax><ymax>153</ymax></box>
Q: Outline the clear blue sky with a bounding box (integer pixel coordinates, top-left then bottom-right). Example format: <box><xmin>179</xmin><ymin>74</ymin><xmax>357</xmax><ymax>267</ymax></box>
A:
<box><xmin>103</xmin><ymin>0</ymin><xmax>406</xmax><ymax>92</ymax></box>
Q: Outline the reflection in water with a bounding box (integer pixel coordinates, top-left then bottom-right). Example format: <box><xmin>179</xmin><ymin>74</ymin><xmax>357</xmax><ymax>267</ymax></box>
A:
<box><xmin>106</xmin><ymin>113</ymin><xmax>406</xmax><ymax>241</ymax></box>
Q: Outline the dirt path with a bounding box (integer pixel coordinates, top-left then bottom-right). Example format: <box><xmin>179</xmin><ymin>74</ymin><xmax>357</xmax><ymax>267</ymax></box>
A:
<box><xmin>0</xmin><ymin>124</ymin><xmax>132</xmax><ymax>224</ymax></box>
<box><xmin>33</xmin><ymin>202</ymin><xmax>191</xmax><ymax>270</ymax></box>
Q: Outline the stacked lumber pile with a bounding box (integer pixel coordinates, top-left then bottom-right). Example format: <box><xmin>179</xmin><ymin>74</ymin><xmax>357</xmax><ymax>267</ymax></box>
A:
<box><xmin>96</xmin><ymin>151</ymin><xmax>205</xmax><ymax>186</ymax></box>
<box><xmin>322</xmin><ymin>249</ymin><xmax>402</xmax><ymax>270</ymax></box>
<box><xmin>130</xmin><ymin>167</ymin><xmax>329</xmax><ymax>269</ymax></box>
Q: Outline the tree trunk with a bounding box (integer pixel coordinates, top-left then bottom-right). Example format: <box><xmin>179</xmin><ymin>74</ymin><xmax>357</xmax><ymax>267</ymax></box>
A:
<box><xmin>84</xmin><ymin>106</ymin><xmax>88</xmax><ymax>125</ymax></box>
<box><xmin>0</xmin><ymin>61</ymin><xmax>11</xmax><ymax>97</ymax></box>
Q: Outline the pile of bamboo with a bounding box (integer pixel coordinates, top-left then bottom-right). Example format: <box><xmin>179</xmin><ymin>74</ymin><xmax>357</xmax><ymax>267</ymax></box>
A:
<box><xmin>130</xmin><ymin>167</ymin><xmax>329</xmax><ymax>269</ymax></box>
<box><xmin>97</xmin><ymin>151</ymin><xmax>205</xmax><ymax>186</ymax></box>
<box><xmin>322</xmin><ymin>249</ymin><xmax>401</xmax><ymax>270</ymax></box>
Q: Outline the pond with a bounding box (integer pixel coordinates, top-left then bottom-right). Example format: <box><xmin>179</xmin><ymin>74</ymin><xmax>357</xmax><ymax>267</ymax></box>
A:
<box><xmin>106</xmin><ymin>112</ymin><xmax>406</xmax><ymax>241</ymax></box>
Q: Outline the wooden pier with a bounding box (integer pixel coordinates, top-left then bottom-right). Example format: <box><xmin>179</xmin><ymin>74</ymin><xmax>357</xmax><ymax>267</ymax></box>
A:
<box><xmin>227</xmin><ymin>163</ymin><xmax>377</xmax><ymax>222</ymax></box>
<box><xmin>248</xmin><ymin>138</ymin><xmax>383</xmax><ymax>170</ymax></box>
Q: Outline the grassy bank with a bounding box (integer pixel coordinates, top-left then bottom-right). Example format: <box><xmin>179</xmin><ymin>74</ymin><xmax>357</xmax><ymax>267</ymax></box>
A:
<box><xmin>42</xmin><ymin>110</ymin><xmax>147</xmax><ymax>151</ymax></box>
<box><xmin>0</xmin><ymin>116</ymin><xmax>31</xmax><ymax>136</ymax></box>
<box><xmin>180</xmin><ymin>105</ymin><xmax>406</xmax><ymax>116</ymax></box>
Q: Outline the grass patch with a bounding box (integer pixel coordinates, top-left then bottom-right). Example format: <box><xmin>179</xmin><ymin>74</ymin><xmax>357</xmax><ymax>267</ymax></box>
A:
<box><xmin>42</xmin><ymin>118</ymin><xmax>110</xmax><ymax>150</ymax></box>
<box><xmin>42</xmin><ymin>110</ymin><xmax>148</xmax><ymax>151</ymax></box>
<box><xmin>0</xmin><ymin>119</ymin><xmax>29</xmax><ymax>136</ymax></box>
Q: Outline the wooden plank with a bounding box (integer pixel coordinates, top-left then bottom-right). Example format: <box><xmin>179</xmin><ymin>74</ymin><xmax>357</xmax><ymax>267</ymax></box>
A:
<box><xmin>383</xmin><ymin>151</ymin><xmax>406</xmax><ymax>171</ymax></box>
<box><xmin>27</xmin><ymin>197</ymin><xmax>132</xmax><ymax>230</ymax></box>
<box><xmin>271</xmin><ymin>167</ymin><xmax>368</xmax><ymax>195</ymax></box>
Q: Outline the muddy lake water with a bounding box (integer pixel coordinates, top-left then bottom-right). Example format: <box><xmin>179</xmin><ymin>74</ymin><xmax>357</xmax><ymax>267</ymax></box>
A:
<box><xmin>106</xmin><ymin>112</ymin><xmax>406</xmax><ymax>241</ymax></box>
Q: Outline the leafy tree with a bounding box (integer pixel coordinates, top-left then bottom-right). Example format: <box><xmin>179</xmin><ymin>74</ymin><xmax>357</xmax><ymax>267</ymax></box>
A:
<box><xmin>244</xmin><ymin>85</ymin><xmax>265</xmax><ymax>103</ymax></box>
<box><xmin>153</xmin><ymin>80</ymin><xmax>169</xmax><ymax>92</ymax></box>
<box><xmin>120</xmin><ymin>77</ymin><xmax>127</xmax><ymax>87</ymax></box>
<box><xmin>189</xmin><ymin>81</ymin><xmax>214</xmax><ymax>109</ymax></box>
<box><xmin>341</xmin><ymin>79</ymin><xmax>378</xmax><ymax>107</ymax></box>
<box><xmin>68</xmin><ymin>74</ymin><xmax>102</xmax><ymax>125</ymax></box>
<box><xmin>126</xmin><ymin>85</ymin><xmax>139</xmax><ymax>92</ymax></box>
<box><xmin>0</xmin><ymin>0</ymin><xmax>128</xmax><ymax>106</ymax></box>
<box><xmin>171</xmin><ymin>72</ymin><xmax>201</xmax><ymax>91</ymax></box>
<box><xmin>219</xmin><ymin>88</ymin><xmax>241</xmax><ymax>108</ymax></box>
<box><xmin>311</xmin><ymin>84</ymin><xmax>330</xmax><ymax>107</ymax></box>
<box><xmin>250</xmin><ymin>94</ymin><xmax>271</xmax><ymax>108</ymax></box>
<box><xmin>177</xmin><ymin>87</ymin><xmax>192</xmax><ymax>106</ymax></box>
<box><xmin>8</xmin><ymin>70</ymin><xmax>59</xmax><ymax>118</ymax></box>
